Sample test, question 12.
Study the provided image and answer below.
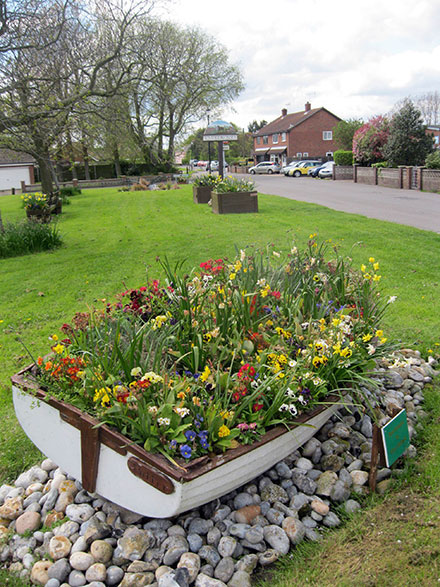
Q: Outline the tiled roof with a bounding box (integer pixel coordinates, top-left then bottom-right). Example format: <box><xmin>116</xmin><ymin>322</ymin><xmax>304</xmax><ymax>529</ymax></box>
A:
<box><xmin>254</xmin><ymin>107</ymin><xmax>340</xmax><ymax>136</ymax></box>
<box><xmin>0</xmin><ymin>148</ymin><xmax>35</xmax><ymax>164</ymax></box>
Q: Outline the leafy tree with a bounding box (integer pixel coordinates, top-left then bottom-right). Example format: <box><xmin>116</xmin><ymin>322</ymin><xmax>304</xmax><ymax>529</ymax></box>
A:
<box><xmin>353</xmin><ymin>116</ymin><xmax>390</xmax><ymax>166</ymax></box>
<box><xmin>383</xmin><ymin>99</ymin><xmax>433</xmax><ymax>166</ymax></box>
<box><xmin>332</xmin><ymin>119</ymin><xmax>363</xmax><ymax>151</ymax></box>
<box><xmin>247</xmin><ymin>120</ymin><xmax>267</xmax><ymax>133</ymax></box>
<box><xmin>425</xmin><ymin>151</ymin><xmax>440</xmax><ymax>169</ymax></box>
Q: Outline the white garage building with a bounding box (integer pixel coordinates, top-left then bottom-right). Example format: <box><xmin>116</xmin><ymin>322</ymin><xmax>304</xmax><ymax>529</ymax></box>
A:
<box><xmin>0</xmin><ymin>149</ymin><xmax>35</xmax><ymax>191</ymax></box>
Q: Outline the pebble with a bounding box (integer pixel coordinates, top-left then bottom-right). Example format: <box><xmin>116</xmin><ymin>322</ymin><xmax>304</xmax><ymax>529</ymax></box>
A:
<box><xmin>263</xmin><ymin>525</ymin><xmax>290</xmax><ymax>554</ymax></box>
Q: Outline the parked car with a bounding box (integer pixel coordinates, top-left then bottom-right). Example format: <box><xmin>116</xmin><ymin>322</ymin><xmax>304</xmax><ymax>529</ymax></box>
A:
<box><xmin>287</xmin><ymin>161</ymin><xmax>321</xmax><ymax>177</ymax></box>
<box><xmin>248</xmin><ymin>161</ymin><xmax>281</xmax><ymax>174</ymax></box>
<box><xmin>206</xmin><ymin>160</ymin><xmax>229</xmax><ymax>172</ymax></box>
<box><xmin>309</xmin><ymin>163</ymin><xmax>328</xmax><ymax>177</ymax></box>
<box><xmin>318</xmin><ymin>161</ymin><xmax>335</xmax><ymax>178</ymax></box>
<box><xmin>282</xmin><ymin>161</ymin><xmax>302</xmax><ymax>175</ymax></box>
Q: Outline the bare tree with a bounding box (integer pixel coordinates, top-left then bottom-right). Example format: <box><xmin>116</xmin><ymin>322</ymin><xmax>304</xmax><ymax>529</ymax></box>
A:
<box><xmin>415</xmin><ymin>91</ymin><xmax>440</xmax><ymax>126</ymax></box>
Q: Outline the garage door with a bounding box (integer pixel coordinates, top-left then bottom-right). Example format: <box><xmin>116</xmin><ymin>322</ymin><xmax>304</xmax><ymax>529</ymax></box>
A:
<box><xmin>0</xmin><ymin>166</ymin><xmax>31</xmax><ymax>190</ymax></box>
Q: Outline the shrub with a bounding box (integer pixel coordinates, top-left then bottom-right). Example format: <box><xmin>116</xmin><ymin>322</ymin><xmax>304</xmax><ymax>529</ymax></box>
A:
<box><xmin>0</xmin><ymin>219</ymin><xmax>62</xmax><ymax>258</ymax></box>
<box><xmin>371</xmin><ymin>161</ymin><xmax>389</xmax><ymax>168</ymax></box>
<box><xmin>214</xmin><ymin>176</ymin><xmax>255</xmax><ymax>193</ymax></box>
<box><xmin>60</xmin><ymin>187</ymin><xmax>81</xmax><ymax>197</ymax></box>
<box><xmin>334</xmin><ymin>150</ymin><xmax>353</xmax><ymax>166</ymax></box>
<box><xmin>192</xmin><ymin>174</ymin><xmax>220</xmax><ymax>188</ymax></box>
<box><xmin>425</xmin><ymin>151</ymin><xmax>440</xmax><ymax>169</ymax></box>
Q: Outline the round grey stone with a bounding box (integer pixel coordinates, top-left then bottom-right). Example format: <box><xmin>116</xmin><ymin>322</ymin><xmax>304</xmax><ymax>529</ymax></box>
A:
<box><xmin>214</xmin><ymin>556</ymin><xmax>235</xmax><ymax>583</ymax></box>
<box><xmin>344</xmin><ymin>499</ymin><xmax>362</xmax><ymax>514</ymax></box>
<box><xmin>323</xmin><ymin>512</ymin><xmax>341</xmax><ymax>528</ymax></box>
<box><xmin>263</xmin><ymin>525</ymin><xmax>290</xmax><ymax>555</ymax></box>
<box><xmin>233</xmin><ymin>493</ymin><xmax>254</xmax><ymax>509</ymax></box>
<box><xmin>106</xmin><ymin>565</ymin><xmax>125</xmax><ymax>586</ymax></box>
<box><xmin>47</xmin><ymin>558</ymin><xmax>71</xmax><ymax>582</ymax></box>
<box><xmin>45</xmin><ymin>579</ymin><xmax>61</xmax><ymax>587</ymax></box>
<box><xmin>188</xmin><ymin>518</ymin><xmax>213</xmax><ymax>536</ymax></box>
<box><xmin>187</xmin><ymin>533</ymin><xmax>204</xmax><ymax>552</ymax></box>
<box><xmin>198</xmin><ymin>545</ymin><xmax>221</xmax><ymax>567</ymax></box>
<box><xmin>65</xmin><ymin>504</ymin><xmax>95</xmax><ymax>523</ymax></box>
<box><xmin>68</xmin><ymin>569</ymin><xmax>87</xmax><ymax>587</ymax></box>
<box><xmin>218</xmin><ymin>536</ymin><xmax>237</xmax><ymax>558</ymax></box>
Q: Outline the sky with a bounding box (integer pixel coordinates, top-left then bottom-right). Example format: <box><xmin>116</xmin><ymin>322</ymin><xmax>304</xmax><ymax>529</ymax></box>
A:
<box><xmin>165</xmin><ymin>0</ymin><xmax>440</xmax><ymax>131</ymax></box>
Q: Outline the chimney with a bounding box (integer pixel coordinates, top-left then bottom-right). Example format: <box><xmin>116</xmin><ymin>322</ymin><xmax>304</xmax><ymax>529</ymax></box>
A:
<box><xmin>305</xmin><ymin>101</ymin><xmax>311</xmax><ymax>112</ymax></box>
<box><xmin>281</xmin><ymin>108</ymin><xmax>287</xmax><ymax>117</ymax></box>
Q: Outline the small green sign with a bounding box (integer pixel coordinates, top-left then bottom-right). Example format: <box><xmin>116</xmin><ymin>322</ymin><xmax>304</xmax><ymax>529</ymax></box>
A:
<box><xmin>381</xmin><ymin>409</ymin><xmax>410</xmax><ymax>467</ymax></box>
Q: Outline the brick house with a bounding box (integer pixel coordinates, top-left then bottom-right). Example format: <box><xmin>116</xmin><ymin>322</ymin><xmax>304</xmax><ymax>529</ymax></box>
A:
<box><xmin>426</xmin><ymin>125</ymin><xmax>440</xmax><ymax>149</ymax></box>
<box><xmin>253</xmin><ymin>102</ymin><xmax>341</xmax><ymax>166</ymax></box>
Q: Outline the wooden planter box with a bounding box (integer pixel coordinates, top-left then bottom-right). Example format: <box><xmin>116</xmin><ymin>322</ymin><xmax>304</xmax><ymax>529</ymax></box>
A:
<box><xmin>193</xmin><ymin>185</ymin><xmax>212</xmax><ymax>204</ymax></box>
<box><xmin>211</xmin><ymin>191</ymin><xmax>258</xmax><ymax>214</ymax></box>
<box><xmin>26</xmin><ymin>207</ymin><xmax>51</xmax><ymax>222</ymax></box>
<box><xmin>12</xmin><ymin>365</ymin><xmax>338</xmax><ymax>518</ymax></box>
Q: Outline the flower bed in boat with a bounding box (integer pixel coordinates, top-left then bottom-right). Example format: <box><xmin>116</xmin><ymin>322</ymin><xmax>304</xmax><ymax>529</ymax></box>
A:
<box><xmin>16</xmin><ymin>240</ymin><xmax>394</xmax><ymax>474</ymax></box>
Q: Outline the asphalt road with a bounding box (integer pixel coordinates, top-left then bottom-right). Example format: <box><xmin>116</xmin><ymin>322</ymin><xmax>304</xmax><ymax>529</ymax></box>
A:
<box><xmin>244</xmin><ymin>173</ymin><xmax>440</xmax><ymax>233</ymax></box>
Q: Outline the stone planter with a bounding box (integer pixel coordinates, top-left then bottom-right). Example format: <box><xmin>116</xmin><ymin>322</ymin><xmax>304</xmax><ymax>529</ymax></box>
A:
<box><xmin>12</xmin><ymin>364</ymin><xmax>338</xmax><ymax>518</ymax></box>
<box><xmin>211</xmin><ymin>191</ymin><xmax>258</xmax><ymax>214</ymax></box>
<box><xmin>193</xmin><ymin>185</ymin><xmax>212</xmax><ymax>204</ymax></box>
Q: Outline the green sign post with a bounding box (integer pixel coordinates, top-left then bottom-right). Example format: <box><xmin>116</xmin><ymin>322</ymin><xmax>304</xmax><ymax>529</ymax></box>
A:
<box><xmin>380</xmin><ymin>409</ymin><xmax>410</xmax><ymax>467</ymax></box>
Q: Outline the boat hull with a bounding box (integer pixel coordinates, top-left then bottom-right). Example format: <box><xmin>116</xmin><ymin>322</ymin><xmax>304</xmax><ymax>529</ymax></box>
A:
<box><xmin>12</xmin><ymin>374</ymin><xmax>339</xmax><ymax>518</ymax></box>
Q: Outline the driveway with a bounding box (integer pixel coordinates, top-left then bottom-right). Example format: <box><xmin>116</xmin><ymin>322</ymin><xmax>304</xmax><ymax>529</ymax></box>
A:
<box><xmin>244</xmin><ymin>174</ymin><xmax>440</xmax><ymax>233</ymax></box>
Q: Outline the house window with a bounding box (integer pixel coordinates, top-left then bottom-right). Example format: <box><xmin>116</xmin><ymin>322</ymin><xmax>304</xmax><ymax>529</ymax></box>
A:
<box><xmin>303</xmin><ymin>152</ymin><xmax>308</xmax><ymax>158</ymax></box>
<box><xmin>323</xmin><ymin>131</ymin><xmax>333</xmax><ymax>141</ymax></box>
<box><xmin>281</xmin><ymin>132</ymin><xmax>286</xmax><ymax>141</ymax></box>
<box><xmin>296</xmin><ymin>152</ymin><xmax>302</xmax><ymax>158</ymax></box>
<box><xmin>263</xmin><ymin>135</ymin><xmax>268</xmax><ymax>145</ymax></box>
<box><xmin>273</xmin><ymin>133</ymin><xmax>278</xmax><ymax>144</ymax></box>
<box><xmin>256</xmin><ymin>136</ymin><xmax>261</xmax><ymax>145</ymax></box>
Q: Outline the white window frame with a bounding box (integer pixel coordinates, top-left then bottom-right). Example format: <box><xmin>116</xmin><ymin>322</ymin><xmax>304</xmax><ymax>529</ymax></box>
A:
<box><xmin>323</xmin><ymin>131</ymin><xmax>333</xmax><ymax>141</ymax></box>
<box><xmin>303</xmin><ymin>152</ymin><xmax>308</xmax><ymax>157</ymax></box>
<box><xmin>273</xmin><ymin>133</ymin><xmax>278</xmax><ymax>144</ymax></box>
<box><xmin>281</xmin><ymin>132</ymin><xmax>286</xmax><ymax>142</ymax></box>
<box><xmin>296</xmin><ymin>152</ymin><xmax>302</xmax><ymax>158</ymax></box>
<box><xmin>263</xmin><ymin>135</ymin><xmax>268</xmax><ymax>145</ymax></box>
<box><xmin>256</xmin><ymin>136</ymin><xmax>261</xmax><ymax>145</ymax></box>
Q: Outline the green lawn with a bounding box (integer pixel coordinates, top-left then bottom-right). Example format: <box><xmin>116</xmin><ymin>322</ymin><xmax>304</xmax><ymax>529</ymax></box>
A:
<box><xmin>1</xmin><ymin>184</ymin><xmax>440</xmax><ymax>584</ymax></box>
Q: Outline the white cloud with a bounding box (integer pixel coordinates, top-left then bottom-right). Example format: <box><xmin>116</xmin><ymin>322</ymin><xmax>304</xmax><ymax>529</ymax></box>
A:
<box><xmin>167</xmin><ymin>0</ymin><xmax>440</xmax><ymax>128</ymax></box>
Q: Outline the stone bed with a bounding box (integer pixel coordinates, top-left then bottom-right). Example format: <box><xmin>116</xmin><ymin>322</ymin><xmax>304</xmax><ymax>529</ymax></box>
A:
<box><xmin>0</xmin><ymin>350</ymin><xmax>437</xmax><ymax>587</ymax></box>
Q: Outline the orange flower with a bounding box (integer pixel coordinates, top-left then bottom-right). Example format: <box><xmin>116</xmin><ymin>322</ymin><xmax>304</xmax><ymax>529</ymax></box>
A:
<box><xmin>45</xmin><ymin>361</ymin><xmax>53</xmax><ymax>371</ymax></box>
<box><xmin>37</xmin><ymin>356</ymin><xmax>43</xmax><ymax>366</ymax></box>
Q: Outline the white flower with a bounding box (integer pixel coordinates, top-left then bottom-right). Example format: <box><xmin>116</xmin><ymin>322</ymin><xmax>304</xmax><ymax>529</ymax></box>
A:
<box><xmin>148</xmin><ymin>406</ymin><xmax>158</xmax><ymax>415</ymax></box>
<box><xmin>387</xmin><ymin>295</ymin><xmax>397</xmax><ymax>304</ymax></box>
<box><xmin>288</xmin><ymin>404</ymin><xmax>298</xmax><ymax>416</ymax></box>
<box><xmin>257</xmin><ymin>278</ymin><xmax>266</xmax><ymax>287</ymax></box>
<box><xmin>298</xmin><ymin>395</ymin><xmax>307</xmax><ymax>406</ymax></box>
<box><xmin>174</xmin><ymin>407</ymin><xmax>190</xmax><ymax>417</ymax></box>
<box><xmin>240</xmin><ymin>249</ymin><xmax>246</xmax><ymax>261</ymax></box>
<box><xmin>273</xmin><ymin>251</ymin><xmax>281</xmax><ymax>257</ymax></box>
<box><xmin>291</xmin><ymin>246</ymin><xmax>298</xmax><ymax>254</ymax></box>
<box><xmin>130</xmin><ymin>367</ymin><xmax>142</xmax><ymax>377</ymax></box>
<box><xmin>367</xmin><ymin>344</ymin><xmax>376</xmax><ymax>355</ymax></box>
<box><xmin>288</xmin><ymin>360</ymin><xmax>297</xmax><ymax>368</ymax></box>
<box><xmin>157</xmin><ymin>417</ymin><xmax>170</xmax><ymax>426</ymax></box>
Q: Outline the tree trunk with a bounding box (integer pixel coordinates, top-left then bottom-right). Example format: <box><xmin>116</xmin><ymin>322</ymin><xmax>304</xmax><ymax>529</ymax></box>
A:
<box><xmin>37</xmin><ymin>157</ymin><xmax>55</xmax><ymax>194</ymax></box>
<box><xmin>113</xmin><ymin>144</ymin><xmax>121</xmax><ymax>177</ymax></box>
<box><xmin>82</xmin><ymin>143</ymin><xmax>91</xmax><ymax>180</ymax></box>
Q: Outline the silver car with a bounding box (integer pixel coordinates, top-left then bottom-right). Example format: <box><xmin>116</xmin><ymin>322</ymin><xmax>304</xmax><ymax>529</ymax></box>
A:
<box><xmin>248</xmin><ymin>161</ymin><xmax>281</xmax><ymax>174</ymax></box>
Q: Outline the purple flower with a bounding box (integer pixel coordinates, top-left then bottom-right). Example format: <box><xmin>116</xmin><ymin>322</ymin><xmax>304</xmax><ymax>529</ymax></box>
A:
<box><xmin>168</xmin><ymin>439</ymin><xmax>177</xmax><ymax>450</ymax></box>
<box><xmin>180</xmin><ymin>444</ymin><xmax>192</xmax><ymax>459</ymax></box>
<box><xmin>184</xmin><ymin>430</ymin><xmax>196</xmax><ymax>442</ymax></box>
<box><xmin>199</xmin><ymin>437</ymin><xmax>209</xmax><ymax>449</ymax></box>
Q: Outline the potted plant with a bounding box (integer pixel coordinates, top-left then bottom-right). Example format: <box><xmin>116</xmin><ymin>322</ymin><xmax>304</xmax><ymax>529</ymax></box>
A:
<box><xmin>211</xmin><ymin>177</ymin><xmax>258</xmax><ymax>214</ymax></box>
<box><xmin>192</xmin><ymin>174</ymin><xmax>219</xmax><ymax>203</ymax></box>
<box><xmin>21</xmin><ymin>192</ymin><xmax>51</xmax><ymax>222</ymax></box>
<box><xmin>13</xmin><ymin>243</ymin><xmax>392</xmax><ymax>517</ymax></box>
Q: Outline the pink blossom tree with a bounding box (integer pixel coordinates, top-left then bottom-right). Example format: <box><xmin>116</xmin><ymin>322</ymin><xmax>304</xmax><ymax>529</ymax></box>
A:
<box><xmin>352</xmin><ymin>116</ymin><xmax>390</xmax><ymax>166</ymax></box>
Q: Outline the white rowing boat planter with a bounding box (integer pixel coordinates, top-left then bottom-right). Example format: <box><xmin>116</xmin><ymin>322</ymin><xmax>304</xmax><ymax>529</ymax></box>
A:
<box><xmin>12</xmin><ymin>365</ymin><xmax>339</xmax><ymax>518</ymax></box>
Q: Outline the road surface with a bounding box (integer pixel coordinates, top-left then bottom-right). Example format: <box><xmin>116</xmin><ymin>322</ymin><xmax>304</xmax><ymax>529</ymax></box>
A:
<box><xmin>244</xmin><ymin>174</ymin><xmax>440</xmax><ymax>233</ymax></box>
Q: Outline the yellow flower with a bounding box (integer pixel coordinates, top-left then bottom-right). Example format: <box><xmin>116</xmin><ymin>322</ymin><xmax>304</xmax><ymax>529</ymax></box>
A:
<box><xmin>312</xmin><ymin>356</ymin><xmax>322</xmax><ymax>368</ymax></box>
<box><xmin>218</xmin><ymin>425</ymin><xmax>230</xmax><ymax>438</ymax></box>
<box><xmin>373</xmin><ymin>274</ymin><xmax>381</xmax><ymax>282</ymax></box>
<box><xmin>380</xmin><ymin>337</ymin><xmax>387</xmax><ymax>344</ymax></box>
<box><xmin>51</xmin><ymin>334</ymin><xmax>59</xmax><ymax>341</ymax></box>
<box><xmin>332</xmin><ymin>318</ymin><xmax>341</xmax><ymax>327</ymax></box>
<box><xmin>360</xmin><ymin>264</ymin><xmax>366</xmax><ymax>272</ymax></box>
<box><xmin>362</xmin><ymin>333</ymin><xmax>373</xmax><ymax>342</ymax></box>
<box><xmin>229</xmin><ymin>272</ymin><xmax>236</xmax><ymax>280</ymax></box>
<box><xmin>200</xmin><ymin>365</ymin><xmax>211</xmax><ymax>382</ymax></box>
<box><xmin>363</xmin><ymin>273</ymin><xmax>371</xmax><ymax>280</ymax></box>
<box><xmin>373</xmin><ymin>262</ymin><xmax>379</xmax><ymax>271</ymax></box>
<box><xmin>369</xmin><ymin>257</ymin><xmax>375</xmax><ymax>263</ymax></box>
<box><xmin>375</xmin><ymin>330</ymin><xmax>383</xmax><ymax>338</ymax></box>
<box><xmin>52</xmin><ymin>343</ymin><xmax>65</xmax><ymax>355</ymax></box>
<box><xmin>340</xmin><ymin>348</ymin><xmax>352</xmax><ymax>358</ymax></box>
